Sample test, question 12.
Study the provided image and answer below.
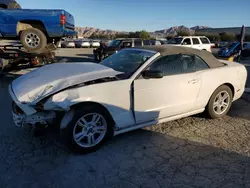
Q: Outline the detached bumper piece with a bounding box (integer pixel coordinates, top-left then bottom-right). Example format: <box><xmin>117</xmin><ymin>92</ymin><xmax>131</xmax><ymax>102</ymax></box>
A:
<box><xmin>12</xmin><ymin>102</ymin><xmax>56</xmax><ymax>128</ymax></box>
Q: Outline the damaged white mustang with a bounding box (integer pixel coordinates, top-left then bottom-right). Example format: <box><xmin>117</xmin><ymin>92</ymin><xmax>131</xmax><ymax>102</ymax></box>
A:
<box><xmin>9</xmin><ymin>46</ymin><xmax>247</xmax><ymax>153</ymax></box>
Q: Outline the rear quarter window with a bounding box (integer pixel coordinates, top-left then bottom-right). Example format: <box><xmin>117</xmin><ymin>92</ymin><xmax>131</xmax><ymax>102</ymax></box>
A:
<box><xmin>192</xmin><ymin>38</ymin><xmax>200</xmax><ymax>45</ymax></box>
<box><xmin>134</xmin><ymin>40</ymin><xmax>142</xmax><ymax>47</ymax></box>
<box><xmin>200</xmin><ymin>37</ymin><xmax>210</xmax><ymax>44</ymax></box>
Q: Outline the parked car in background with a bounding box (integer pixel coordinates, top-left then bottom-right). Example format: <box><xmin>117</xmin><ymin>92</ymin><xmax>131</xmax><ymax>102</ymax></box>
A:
<box><xmin>93</xmin><ymin>38</ymin><xmax>152</xmax><ymax>61</ymax></box>
<box><xmin>210</xmin><ymin>42</ymin><xmax>216</xmax><ymax>48</ymax></box>
<box><xmin>75</xmin><ymin>40</ymin><xmax>91</xmax><ymax>48</ymax></box>
<box><xmin>218</xmin><ymin>42</ymin><xmax>250</xmax><ymax>58</ymax></box>
<box><xmin>61</xmin><ymin>40</ymin><xmax>76</xmax><ymax>48</ymax></box>
<box><xmin>0</xmin><ymin>0</ymin><xmax>76</xmax><ymax>53</ymax></box>
<box><xmin>218</xmin><ymin>41</ymin><xmax>229</xmax><ymax>48</ymax></box>
<box><xmin>160</xmin><ymin>40</ymin><xmax>168</xmax><ymax>45</ymax></box>
<box><xmin>9</xmin><ymin>46</ymin><xmax>247</xmax><ymax>153</ymax></box>
<box><xmin>166</xmin><ymin>36</ymin><xmax>212</xmax><ymax>52</ymax></box>
<box><xmin>90</xmin><ymin>40</ymin><xmax>100</xmax><ymax>48</ymax></box>
<box><xmin>143</xmin><ymin>40</ymin><xmax>162</xmax><ymax>46</ymax></box>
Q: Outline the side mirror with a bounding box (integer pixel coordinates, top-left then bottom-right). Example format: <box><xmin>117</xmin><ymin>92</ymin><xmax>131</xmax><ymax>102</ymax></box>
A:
<box><xmin>142</xmin><ymin>70</ymin><xmax>163</xmax><ymax>79</ymax></box>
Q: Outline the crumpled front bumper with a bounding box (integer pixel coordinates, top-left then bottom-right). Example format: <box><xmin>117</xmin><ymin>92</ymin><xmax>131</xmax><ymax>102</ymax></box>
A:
<box><xmin>12</xmin><ymin>102</ymin><xmax>56</xmax><ymax>128</ymax></box>
<box><xmin>8</xmin><ymin>84</ymin><xmax>37</xmax><ymax>115</ymax></box>
<box><xmin>9</xmin><ymin>84</ymin><xmax>56</xmax><ymax>127</ymax></box>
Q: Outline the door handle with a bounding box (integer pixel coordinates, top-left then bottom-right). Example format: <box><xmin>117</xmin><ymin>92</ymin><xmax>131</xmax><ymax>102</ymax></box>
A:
<box><xmin>188</xmin><ymin>79</ymin><xmax>199</xmax><ymax>84</ymax></box>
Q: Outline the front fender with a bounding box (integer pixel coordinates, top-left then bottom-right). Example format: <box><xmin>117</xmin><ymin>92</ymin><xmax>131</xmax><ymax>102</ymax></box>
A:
<box><xmin>43</xmin><ymin>80</ymin><xmax>135</xmax><ymax>129</ymax></box>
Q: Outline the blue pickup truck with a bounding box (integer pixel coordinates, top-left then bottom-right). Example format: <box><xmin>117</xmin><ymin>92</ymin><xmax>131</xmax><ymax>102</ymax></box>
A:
<box><xmin>0</xmin><ymin>0</ymin><xmax>76</xmax><ymax>53</ymax></box>
<box><xmin>218</xmin><ymin>42</ymin><xmax>250</xmax><ymax>58</ymax></box>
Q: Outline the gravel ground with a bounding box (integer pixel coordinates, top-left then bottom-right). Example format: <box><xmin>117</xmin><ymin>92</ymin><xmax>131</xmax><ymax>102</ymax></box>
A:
<box><xmin>0</xmin><ymin>48</ymin><xmax>250</xmax><ymax>188</ymax></box>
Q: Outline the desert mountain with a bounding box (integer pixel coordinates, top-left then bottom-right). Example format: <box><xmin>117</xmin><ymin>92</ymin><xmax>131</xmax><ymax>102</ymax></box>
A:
<box><xmin>76</xmin><ymin>26</ymin><xmax>210</xmax><ymax>38</ymax></box>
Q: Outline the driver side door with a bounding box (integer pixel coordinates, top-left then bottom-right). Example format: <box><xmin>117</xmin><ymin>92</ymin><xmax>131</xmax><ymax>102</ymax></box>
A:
<box><xmin>181</xmin><ymin>38</ymin><xmax>192</xmax><ymax>48</ymax></box>
<box><xmin>133</xmin><ymin>54</ymin><xmax>202</xmax><ymax>124</ymax></box>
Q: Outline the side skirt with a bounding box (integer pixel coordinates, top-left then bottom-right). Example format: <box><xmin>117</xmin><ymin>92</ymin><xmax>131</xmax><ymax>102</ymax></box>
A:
<box><xmin>114</xmin><ymin>108</ymin><xmax>205</xmax><ymax>136</ymax></box>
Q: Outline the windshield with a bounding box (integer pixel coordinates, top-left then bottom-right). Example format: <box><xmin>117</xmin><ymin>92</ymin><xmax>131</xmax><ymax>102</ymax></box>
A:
<box><xmin>108</xmin><ymin>40</ymin><xmax>122</xmax><ymax>47</ymax></box>
<box><xmin>167</xmin><ymin>37</ymin><xmax>183</xmax><ymax>44</ymax></box>
<box><xmin>100</xmin><ymin>49</ymin><xmax>156</xmax><ymax>78</ymax></box>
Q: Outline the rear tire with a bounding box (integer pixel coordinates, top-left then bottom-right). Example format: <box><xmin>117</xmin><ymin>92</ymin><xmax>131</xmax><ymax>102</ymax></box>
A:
<box><xmin>206</xmin><ymin>85</ymin><xmax>233</xmax><ymax>119</ymax></box>
<box><xmin>20</xmin><ymin>28</ymin><xmax>47</xmax><ymax>53</ymax></box>
<box><xmin>65</xmin><ymin>105</ymin><xmax>114</xmax><ymax>154</ymax></box>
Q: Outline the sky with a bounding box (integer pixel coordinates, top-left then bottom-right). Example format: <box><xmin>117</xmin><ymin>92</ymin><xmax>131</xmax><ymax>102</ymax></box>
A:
<box><xmin>17</xmin><ymin>0</ymin><xmax>250</xmax><ymax>32</ymax></box>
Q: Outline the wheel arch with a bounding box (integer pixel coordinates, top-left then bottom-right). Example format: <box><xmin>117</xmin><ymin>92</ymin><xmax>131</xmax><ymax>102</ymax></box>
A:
<box><xmin>205</xmin><ymin>82</ymin><xmax>235</xmax><ymax>107</ymax></box>
<box><xmin>60</xmin><ymin>101</ymin><xmax>116</xmax><ymax>130</ymax></box>
<box><xmin>17</xmin><ymin>20</ymin><xmax>48</xmax><ymax>37</ymax></box>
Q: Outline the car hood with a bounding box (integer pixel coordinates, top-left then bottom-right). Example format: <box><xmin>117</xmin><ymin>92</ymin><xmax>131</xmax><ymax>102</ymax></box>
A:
<box><xmin>11</xmin><ymin>62</ymin><xmax>122</xmax><ymax>104</ymax></box>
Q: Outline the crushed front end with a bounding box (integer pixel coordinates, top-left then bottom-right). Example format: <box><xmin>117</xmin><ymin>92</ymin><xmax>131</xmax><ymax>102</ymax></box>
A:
<box><xmin>9</xmin><ymin>85</ymin><xmax>56</xmax><ymax>128</ymax></box>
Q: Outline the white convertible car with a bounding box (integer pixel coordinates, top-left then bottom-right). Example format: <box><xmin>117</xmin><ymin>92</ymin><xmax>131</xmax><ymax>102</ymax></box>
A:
<box><xmin>9</xmin><ymin>46</ymin><xmax>247</xmax><ymax>153</ymax></box>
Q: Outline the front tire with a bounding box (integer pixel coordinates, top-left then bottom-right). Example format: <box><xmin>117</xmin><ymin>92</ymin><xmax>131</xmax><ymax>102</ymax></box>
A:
<box><xmin>20</xmin><ymin>28</ymin><xmax>47</xmax><ymax>53</ymax></box>
<box><xmin>66</xmin><ymin>105</ymin><xmax>114</xmax><ymax>154</ymax></box>
<box><xmin>206</xmin><ymin>85</ymin><xmax>233</xmax><ymax>119</ymax></box>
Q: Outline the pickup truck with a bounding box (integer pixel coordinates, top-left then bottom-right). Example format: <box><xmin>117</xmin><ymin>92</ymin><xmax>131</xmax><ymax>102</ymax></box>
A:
<box><xmin>0</xmin><ymin>0</ymin><xmax>77</xmax><ymax>53</ymax></box>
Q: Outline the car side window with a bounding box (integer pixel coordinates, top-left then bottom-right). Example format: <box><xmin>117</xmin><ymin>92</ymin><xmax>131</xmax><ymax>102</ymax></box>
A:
<box><xmin>194</xmin><ymin>55</ymin><xmax>209</xmax><ymax>70</ymax></box>
<box><xmin>182</xmin><ymin>38</ymin><xmax>191</xmax><ymax>45</ymax></box>
<box><xmin>134</xmin><ymin>40</ymin><xmax>142</xmax><ymax>47</ymax></box>
<box><xmin>122</xmin><ymin>41</ymin><xmax>132</xmax><ymax>48</ymax></box>
<box><xmin>147</xmin><ymin>54</ymin><xmax>184</xmax><ymax>76</ymax></box>
<box><xmin>181</xmin><ymin>54</ymin><xmax>209</xmax><ymax>72</ymax></box>
<box><xmin>143</xmin><ymin>40</ymin><xmax>151</xmax><ymax>46</ymax></box>
<box><xmin>200</xmin><ymin>37</ymin><xmax>210</xmax><ymax>44</ymax></box>
<box><xmin>192</xmin><ymin>38</ymin><xmax>200</xmax><ymax>45</ymax></box>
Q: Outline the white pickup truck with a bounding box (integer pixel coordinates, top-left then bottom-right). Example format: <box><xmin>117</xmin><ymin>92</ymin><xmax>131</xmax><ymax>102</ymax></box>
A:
<box><xmin>166</xmin><ymin>36</ymin><xmax>212</xmax><ymax>52</ymax></box>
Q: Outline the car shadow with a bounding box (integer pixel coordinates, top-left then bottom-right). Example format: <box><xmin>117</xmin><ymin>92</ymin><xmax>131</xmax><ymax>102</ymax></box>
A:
<box><xmin>1</xmin><ymin>125</ymin><xmax>250</xmax><ymax>187</ymax></box>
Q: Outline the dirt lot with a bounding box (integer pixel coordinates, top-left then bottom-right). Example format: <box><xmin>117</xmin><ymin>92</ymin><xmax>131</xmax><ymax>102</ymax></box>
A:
<box><xmin>1</xmin><ymin>48</ymin><xmax>250</xmax><ymax>188</ymax></box>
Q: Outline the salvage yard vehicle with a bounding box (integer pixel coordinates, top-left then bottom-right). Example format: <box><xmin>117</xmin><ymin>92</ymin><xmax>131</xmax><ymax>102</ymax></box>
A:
<box><xmin>0</xmin><ymin>43</ymin><xmax>56</xmax><ymax>73</ymax></box>
<box><xmin>93</xmin><ymin>38</ymin><xmax>147</xmax><ymax>61</ymax></box>
<box><xmin>218</xmin><ymin>42</ymin><xmax>250</xmax><ymax>58</ymax></box>
<box><xmin>9</xmin><ymin>46</ymin><xmax>247</xmax><ymax>153</ymax></box>
<box><xmin>75</xmin><ymin>40</ymin><xmax>91</xmax><ymax>48</ymax></box>
<box><xmin>90</xmin><ymin>40</ymin><xmax>100</xmax><ymax>48</ymax></box>
<box><xmin>61</xmin><ymin>39</ymin><xmax>76</xmax><ymax>48</ymax></box>
<box><xmin>167</xmin><ymin>36</ymin><xmax>212</xmax><ymax>52</ymax></box>
<box><xmin>0</xmin><ymin>0</ymin><xmax>76</xmax><ymax>53</ymax></box>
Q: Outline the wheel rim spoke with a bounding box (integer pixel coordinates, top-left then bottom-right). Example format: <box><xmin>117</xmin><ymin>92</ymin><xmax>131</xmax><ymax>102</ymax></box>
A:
<box><xmin>75</xmin><ymin>132</ymin><xmax>86</xmax><ymax>142</ymax></box>
<box><xmin>92</xmin><ymin>114</ymin><xmax>101</xmax><ymax>124</ymax></box>
<box><xmin>222</xmin><ymin>102</ymin><xmax>228</xmax><ymax>109</ymax></box>
<box><xmin>87</xmin><ymin>134</ymin><xmax>95</xmax><ymax>145</ymax></box>
<box><xmin>77</xmin><ymin>121</ymin><xmax>86</xmax><ymax>128</ymax></box>
<box><xmin>94</xmin><ymin>126</ymin><xmax>105</xmax><ymax>134</ymax></box>
<box><xmin>80</xmin><ymin>117</ymin><xmax>88</xmax><ymax>125</ymax></box>
<box><xmin>217</xmin><ymin>106</ymin><xmax>222</xmax><ymax>113</ymax></box>
<box><xmin>221</xmin><ymin>93</ymin><xmax>229</xmax><ymax>101</ymax></box>
<box><xmin>213</xmin><ymin>101</ymin><xmax>219</xmax><ymax>108</ymax></box>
